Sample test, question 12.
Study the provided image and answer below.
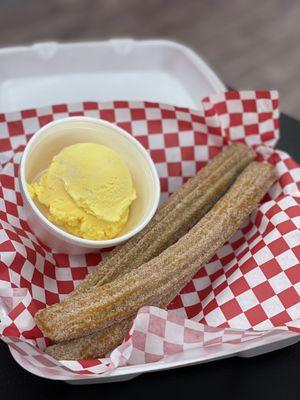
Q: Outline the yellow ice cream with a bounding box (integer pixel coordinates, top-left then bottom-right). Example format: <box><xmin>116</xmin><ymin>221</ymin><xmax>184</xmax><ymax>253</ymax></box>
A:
<box><xmin>28</xmin><ymin>143</ymin><xmax>136</xmax><ymax>240</ymax></box>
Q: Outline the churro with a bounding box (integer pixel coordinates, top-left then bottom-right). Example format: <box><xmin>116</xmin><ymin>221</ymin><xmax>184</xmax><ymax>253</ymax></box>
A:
<box><xmin>36</xmin><ymin>162</ymin><xmax>276</xmax><ymax>343</ymax></box>
<box><xmin>71</xmin><ymin>144</ymin><xmax>255</xmax><ymax>295</ymax></box>
<box><xmin>36</xmin><ymin>144</ymin><xmax>255</xmax><ymax>347</ymax></box>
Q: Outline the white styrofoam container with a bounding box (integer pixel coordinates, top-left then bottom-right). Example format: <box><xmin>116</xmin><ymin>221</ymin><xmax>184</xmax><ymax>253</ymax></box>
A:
<box><xmin>0</xmin><ymin>39</ymin><xmax>298</xmax><ymax>384</ymax></box>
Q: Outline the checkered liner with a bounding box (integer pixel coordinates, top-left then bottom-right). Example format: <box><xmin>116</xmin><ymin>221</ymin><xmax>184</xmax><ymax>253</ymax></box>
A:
<box><xmin>0</xmin><ymin>91</ymin><xmax>299</xmax><ymax>380</ymax></box>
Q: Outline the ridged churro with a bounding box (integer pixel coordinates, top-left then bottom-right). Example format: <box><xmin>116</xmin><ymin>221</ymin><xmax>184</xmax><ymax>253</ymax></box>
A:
<box><xmin>37</xmin><ymin>144</ymin><xmax>255</xmax><ymax>349</ymax></box>
<box><xmin>36</xmin><ymin>162</ymin><xmax>276</xmax><ymax>344</ymax></box>
<box><xmin>71</xmin><ymin>144</ymin><xmax>255</xmax><ymax>295</ymax></box>
<box><xmin>45</xmin><ymin>145</ymin><xmax>255</xmax><ymax>359</ymax></box>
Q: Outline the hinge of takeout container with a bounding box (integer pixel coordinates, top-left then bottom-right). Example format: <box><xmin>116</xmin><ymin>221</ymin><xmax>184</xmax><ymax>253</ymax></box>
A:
<box><xmin>32</xmin><ymin>42</ymin><xmax>59</xmax><ymax>59</ymax></box>
<box><xmin>108</xmin><ymin>38</ymin><xmax>136</xmax><ymax>55</ymax></box>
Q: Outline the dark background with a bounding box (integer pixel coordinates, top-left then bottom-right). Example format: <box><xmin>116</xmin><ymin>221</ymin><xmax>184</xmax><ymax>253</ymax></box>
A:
<box><xmin>0</xmin><ymin>0</ymin><xmax>299</xmax><ymax>398</ymax></box>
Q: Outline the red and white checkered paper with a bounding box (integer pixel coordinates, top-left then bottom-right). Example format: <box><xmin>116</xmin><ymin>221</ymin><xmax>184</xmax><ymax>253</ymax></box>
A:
<box><xmin>0</xmin><ymin>91</ymin><xmax>299</xmax><ymax>380</ymax></box>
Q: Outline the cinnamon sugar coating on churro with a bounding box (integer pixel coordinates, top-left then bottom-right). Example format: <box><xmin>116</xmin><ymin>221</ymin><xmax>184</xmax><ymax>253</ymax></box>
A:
<box><xmin>36</xmin><ymin>162</ymin><xmax>275</xmax><ymax>344</ymax></box>
<box><xmin>71</xmin><ymin>144</ymin><xmax>255</xmax><ymax>295</ymax></box>
<box><xmin>45</xmin><ymin>145</ymin><xmax>255</xmax><ymax>360</ymax></box>
<box><xmin>36</xmin><ymin>145</ymin><xmax>254</xmax><ymax>345</ymax></box>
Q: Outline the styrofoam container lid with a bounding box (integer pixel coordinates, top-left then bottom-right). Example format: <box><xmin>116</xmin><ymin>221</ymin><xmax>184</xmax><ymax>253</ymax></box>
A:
<box><xmin>0</xmin><ymin>39</ymin><xmax>225</xmax><ymax>112</ymax></box>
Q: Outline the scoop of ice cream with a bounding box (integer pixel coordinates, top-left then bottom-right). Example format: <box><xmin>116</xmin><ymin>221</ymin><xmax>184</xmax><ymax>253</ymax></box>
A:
<box><xmin>28</xmin><ymin>143</ymin><xmax>136</xmax><ymax>240</ymax></box>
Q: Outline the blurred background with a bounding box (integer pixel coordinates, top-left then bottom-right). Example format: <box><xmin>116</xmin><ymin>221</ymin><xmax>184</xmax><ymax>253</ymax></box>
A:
<box><xmin>1</xmin><ymin>0</ymin><xmax>299</xmax><ymax>116</ymax></box>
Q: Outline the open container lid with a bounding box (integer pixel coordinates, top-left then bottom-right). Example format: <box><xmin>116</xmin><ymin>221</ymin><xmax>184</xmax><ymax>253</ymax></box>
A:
<box><xmin>0</xmin><ymin>39</ymin><xmax>225</xmax><ymax>112</ymax></box>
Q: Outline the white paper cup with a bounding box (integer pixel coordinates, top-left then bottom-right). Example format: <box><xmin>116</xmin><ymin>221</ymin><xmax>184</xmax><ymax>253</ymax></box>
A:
<box><xmin>19</xmin><ymin>117</ymin><xmax>160</xmax><ymax>255</ymax></box>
